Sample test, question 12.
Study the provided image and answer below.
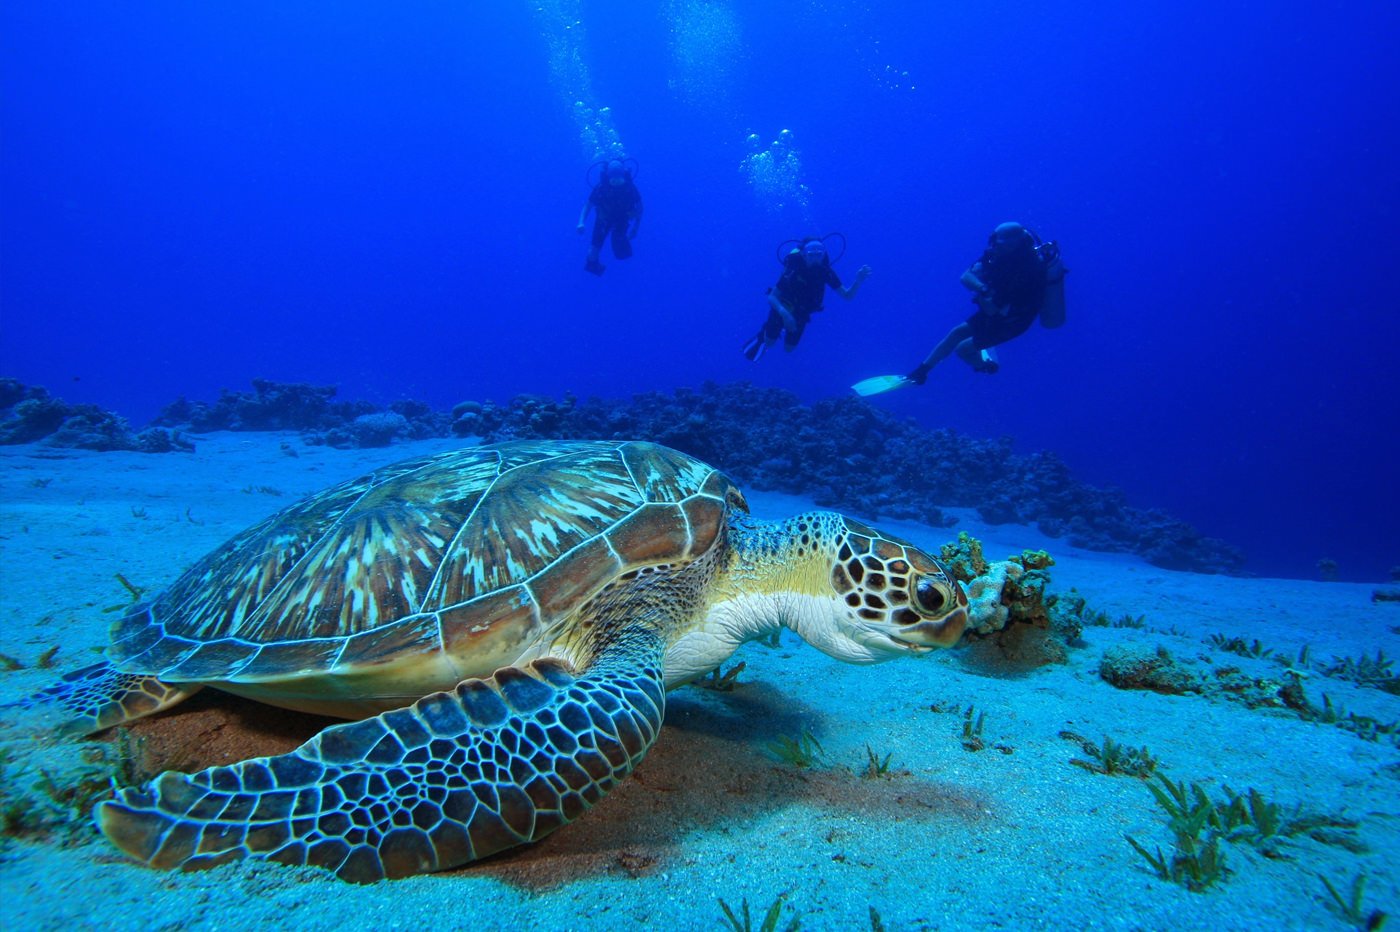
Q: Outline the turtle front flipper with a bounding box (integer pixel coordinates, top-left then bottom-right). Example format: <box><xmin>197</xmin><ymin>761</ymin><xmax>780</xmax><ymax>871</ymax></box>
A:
<box><xmin>97</xmin><ymin>629</ymin><xmax>666</xmax><ymax>882</ymax></box>
<box><xmin>9</xmin><ymin>661</ymin><xmax>202</xmax><ymax>737</ymax></box>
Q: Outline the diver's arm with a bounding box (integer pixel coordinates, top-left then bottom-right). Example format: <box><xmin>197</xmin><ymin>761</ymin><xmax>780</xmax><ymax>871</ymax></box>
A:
<box><xmin>960</xmin><ymin>264</ymin><xmax>991</xmax><ymax>295</ymax></box>
<box><xmin>961</xmin><ymin>266</ymin><xmax>1000</xmax><ymax>314</ymax></box>
<box><xmin>628</xmin><ymin>198</ymin><xmax>643</xmax><ymax>237</ymax></box>
<box><xmin>836</xmin><ymin>265</ymin><xmax>872</xmax><ymax>299</ymax></box>
<box><xmin>576</xmin><ymin>201</ymin><xmax>593</xmax><ymax>232</ymax></box>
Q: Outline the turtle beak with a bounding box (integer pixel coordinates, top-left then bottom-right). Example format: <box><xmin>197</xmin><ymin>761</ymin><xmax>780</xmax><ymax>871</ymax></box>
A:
<box><xmin>891</xmin><ymin>605</ymin><xmax>967</xmax><ymax>650</ymax></box>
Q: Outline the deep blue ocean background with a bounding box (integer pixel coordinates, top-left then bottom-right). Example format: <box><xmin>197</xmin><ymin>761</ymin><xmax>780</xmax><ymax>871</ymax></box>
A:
<box><xmin>2</xmin><ymin>1</ymin><xmax>1397</xmax><ymax>582</ymax></box>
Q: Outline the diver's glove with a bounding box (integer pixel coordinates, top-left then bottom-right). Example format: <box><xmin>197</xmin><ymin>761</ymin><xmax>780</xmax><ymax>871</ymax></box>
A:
<box><xmin>906</xmin><ymin>363</ymin><xmax>932</xmax><ymax>385</ymax></box>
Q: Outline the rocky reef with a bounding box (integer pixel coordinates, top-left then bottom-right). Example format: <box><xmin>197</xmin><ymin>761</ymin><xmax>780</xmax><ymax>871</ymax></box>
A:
<box><xmin>153</xmin><ymin>380</ymin><xmax>451</xmax><ymax>446</ymax></box>
<box><xmin>439</xmin><ymin>382</ymin><xmax>1244</xmax><ymax>574</ymax></box>
<box><xmin>0</xmin><ymin>378</ymin><xmax>190</xmax><ymax>453</ymax></box>
<box><xmin>1</xmin><ymin>376</ymin><xmax>1245</xmax><ymax>573</ymax></box>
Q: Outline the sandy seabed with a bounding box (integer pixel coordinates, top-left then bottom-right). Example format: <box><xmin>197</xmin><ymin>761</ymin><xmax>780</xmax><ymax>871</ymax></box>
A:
<box><xmin>0</xmin><ymin>433</ymin><xmax>1395</xmax><ymax>931</ymax></box>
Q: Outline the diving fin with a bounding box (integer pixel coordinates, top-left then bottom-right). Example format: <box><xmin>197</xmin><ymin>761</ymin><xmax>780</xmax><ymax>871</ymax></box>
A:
<box><xmin>851</xmin><ymin>375</ymin><xmax>910</xmax><ymax>397</ymax></box>
<box><xmin>742</xmin><ymin>333</ymin><xmax>768</xmax><ymax>362</ymax></box>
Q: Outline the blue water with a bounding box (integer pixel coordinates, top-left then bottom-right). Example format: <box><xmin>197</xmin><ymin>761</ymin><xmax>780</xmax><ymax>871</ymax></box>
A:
<box><xmin>2</xmin><ymin>1</ymin><xmax>1397</xmax><ymax>581</ymax></box>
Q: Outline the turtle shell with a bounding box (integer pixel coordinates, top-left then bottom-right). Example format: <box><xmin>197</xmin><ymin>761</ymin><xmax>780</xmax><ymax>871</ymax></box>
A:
<box><xmin>107</xmin><ymin>441</ymin><xmax>744</xmax><ymax>712</ymax></box>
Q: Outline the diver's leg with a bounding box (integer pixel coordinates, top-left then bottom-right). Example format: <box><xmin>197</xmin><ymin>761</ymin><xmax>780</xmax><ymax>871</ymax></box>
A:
<box><xmin>923</xmin><ymin>322</ymin><xmax>974</xmax><ymax>370</ymax></box>
<box><xmin>742</xmin><ymin>308</ymin><xmax>782</xmax><ymax>361</ymax></box>
<box><xmin>783</xmin><ymin>313</ymin><xmax>809</xmax><ymax>352</ymax></box>
<box><xmin>956</xmin><ymin>339</ymin><xmax>999</xmax><ymax>373</ymax></box>
<box><xmin>954</xmin><ymin>336</ymin><xmax>982</xmax><ymax>367</ymax></box>
<box><xmin>585</xmin><ymin>218</ymin><xmax>607</xmax><ymax>274</ymax></box>
<box><xmin>611</xmin><ymin>223</ymin><xmax>633</xmax><ymax>260</ymax></box>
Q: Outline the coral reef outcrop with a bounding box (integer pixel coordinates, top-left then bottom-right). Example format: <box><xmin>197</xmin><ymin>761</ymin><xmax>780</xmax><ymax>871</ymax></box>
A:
<box><xmin>1099</xmin><ymin>644</ymin><xmax>1202</xmax><ymax>695</ymax></box>
<box><xmin>4</xmin><ymin>377</ymin><xmax>1246</xmax><ymax>572</ymax></box>
<box><xmin>156</xmin><ymin>380</ymin><xmax>450</xmax><ymax>448</ymax></box>
<box><xmin>936</xmin><ymin>533</ymin><xmax>1080</xmax><ymax>666</ymax></box>
<box><xmin>0</xmin><ymin>378</ymin><xmax>191</xmax><ymax>453</ymax></box>
<box><xmin>436</xmin><ymin>383</ymin><xmax>1242</xmax><ymax>573</ymax></box>
<box><xmin>154</xmin><ymin>379</ymin><xmax>364</xmax><ymax>433</ymax></box>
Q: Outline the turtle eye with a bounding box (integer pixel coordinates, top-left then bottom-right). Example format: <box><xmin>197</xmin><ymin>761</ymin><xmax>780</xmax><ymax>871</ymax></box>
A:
<box><xmin>913</xmin><ymin>576</ymin><xmax>949</xmax><ymax>615</ymax></box>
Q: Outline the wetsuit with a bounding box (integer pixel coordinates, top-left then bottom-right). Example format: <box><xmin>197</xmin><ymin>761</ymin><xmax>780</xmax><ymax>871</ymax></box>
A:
<box><xmin>760</xmin><ymin>254</ymin><xmax>843</xmax><ymax>348</ymax></box>
<box><xmin>965</xmin><ymin>242</ymin><xmax>1049</xmax><ymax>349</ymax></box>
<box><xmin>589</xmin><ymin>180</ymin><xmax>642</xmax><ymax>259</ymax></box>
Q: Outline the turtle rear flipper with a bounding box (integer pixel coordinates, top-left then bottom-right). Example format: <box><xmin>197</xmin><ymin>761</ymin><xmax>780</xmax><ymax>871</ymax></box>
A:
<box><xmin>10</xmin><ymin>661</ymin><xmax>201</xmax><ymax>737</ymax></box>
<box><xmin>97</xmin><ymin>629</ymin><xmax>666</xmax><ymax>882</ymax></box>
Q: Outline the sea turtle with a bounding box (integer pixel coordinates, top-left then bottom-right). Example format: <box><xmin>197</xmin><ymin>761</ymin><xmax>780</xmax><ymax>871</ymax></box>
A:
<box><xmin>34</xmin><ymin>440</ymin><xmax>967</xmax><ymax>882</ymax></box>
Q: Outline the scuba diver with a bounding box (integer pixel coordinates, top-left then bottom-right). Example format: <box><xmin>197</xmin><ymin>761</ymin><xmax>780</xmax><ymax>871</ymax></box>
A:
<box><xmin>904</xmin><ymin>221</ymin><xmax>1066</xmax><ymax>384</ymax></box>
<box><xmin>577</xmin><ymin>157</ymin><xmax>643</xmax><ymax>276</ymax></box>
<box><xmin>742</xmin><ymin>234</ymin><xmax>871</xmax><ymax>361</ymax></box>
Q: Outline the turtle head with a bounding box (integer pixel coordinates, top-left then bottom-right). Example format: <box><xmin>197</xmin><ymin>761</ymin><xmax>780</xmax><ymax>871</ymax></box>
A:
<box><xmin>721</xmin><ymin>512</ymin><xmax>967</xmax><ymax>664</ymax></box>
<box><xmin>803</xmin><ymin>515</ymin><xmax>967</xmax><ymax>661</ymax></box>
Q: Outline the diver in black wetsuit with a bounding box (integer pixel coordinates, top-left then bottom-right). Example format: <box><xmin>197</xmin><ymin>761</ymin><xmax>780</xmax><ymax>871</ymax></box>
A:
<box><xmin>577</xmin><ymin>159</ymin><xmax>643</xmax><ymax>276</ymax></box>
<box><xmin>905</xmin><ymin>222</ymin><xmax>1066</xmax><ymax>382</ymax></box>
<box><xmin>742</xmin><ymin>237</ymin><xmax>871</xmax><ymax>361</ymax></box>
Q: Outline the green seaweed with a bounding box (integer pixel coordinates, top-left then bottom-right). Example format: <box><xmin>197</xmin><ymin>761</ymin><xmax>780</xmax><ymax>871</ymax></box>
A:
<box><xmin>104</xmin><ymin>573</ymin><xmax>150</xmax><ymax>614</ymax></box>
<box><xmin>1128</xmin><ymin>773</ymin><xmax>1365</xmax><ymax>891</ymax></box>
<box><xmin>1226</xmin><ymin>787</ymin><xmax>1280</xmax><ymax>841</ymax></box>
<box><xmin>860</xmin><ymin>745</ymin><xmax>894</xmax><ymax>779</ymax></box>
<box><xmin>1272</xmin><ymin>643</ymin><xmax>1314</xmax><ymax>671</ymax></box>
<box><xmin>1126</xmin><ymin>774</ymin><xmax>1228</xmax><ymax>892</ymax></box>
<box><xmin>1070</xmin><ymin>736</ymin><xmax>1159</xmax><ymax>778</ymax></box>
<box><xmin>718</xmin><ymin>895</ymin><xmax>801</xmax><ymax>932</ymax></box>
<box><xmin>1204</xmin><ymin>779</ymin><xmax>1360</xmax><ymax>847</ymax></box>
<box><xmin>1144</xmin><ymin>774</ymin><xmax>1216</xmax><ymax>836</ymax></box>
<box><xmin>1074</xmin><ymin>603</ymin><xmax>1147</xmax><ymax>629</ymax></box>
<box><xmin>960</xmin><ymin>706</ymin><xmax>986</xmax><ymax>752</ymax></box>
<box><xmin>1</xmin><ymin>729</ymin><xmax>148</xmax><ymax>843</ymax></box>
<box><xmin>1319</xmin><ymin>872</ymin><xmax>1388</xmax><ymax>931</ymax></box>
<box><xmin>1207</xmin><ymin>633</ymin><xmax>1275</xmax><ymax>660</ymax></box>
<box><xmin>1083</xmin><ymin>609</ymin><xmax>1114</xmax><ymax>627</ymax></box>
<box><xmin>1314</xmin><ymin>694</ymin><xmax>1400</xmax><ymax>744</ymax></box>
<box><xmin>1323</xmin><ymin>650</ymin><xmax>1399</xmax><ymax>694</ymax></box>
<box><xmin>114</xmin><ymin>573</ymin><xmax>146</xmax><ymax>602</ymax></box>
<box><xmin>767</xmin><ymin>731</ymin><xmax>824</xmax><ymax>769</ymax></box>
<box><xmin>1126</xmin><ymin>832</ymin><xmax>1227</xmax><ymax>893</ymax></box>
